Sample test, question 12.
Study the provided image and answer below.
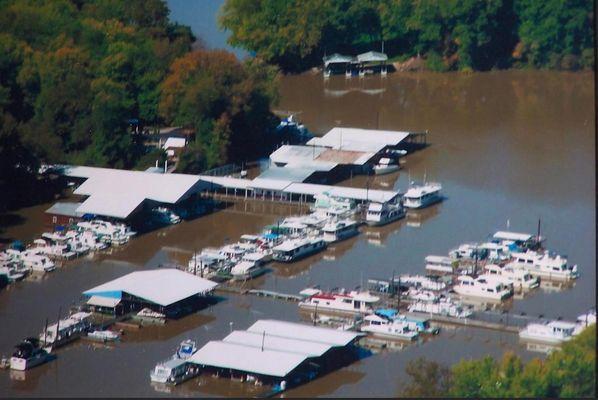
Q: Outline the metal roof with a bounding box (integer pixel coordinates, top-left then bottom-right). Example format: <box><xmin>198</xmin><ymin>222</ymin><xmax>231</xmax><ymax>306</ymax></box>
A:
<box><xmin>257</xmin><ymin>167</ymin><xmax>318</xmax><ymax>182</ymax></box>
<box><xmin>307</xmin><ymin>127</ymin><xmax>411</xmax><ymax>153</ymax></box>
<box><xmin>250</xmin><ymin>178</ymin><xmax>292</xmax><ymax>192</ymax></box>
<box><xmin>188</xmin><ymin>319</ymin><xmax>363</xmax><ymax>378</ymax></box>
<box><xmin>357</xmin><ymin>51</ymin><xmax>388</xmax><ymax>63</ymax></box>
<box><xmin>83</xmin><ymin>269</ymin><xmax>217</xmax><ymax>307</ymax></box>
<box><xmin>323</xmin><ymin>53</ymin><xmax>355</xmax><ymax>66</ymax></box>
<box><xmin>493</xmin><ymin>231</ymin><xmax>534</xmax><ymax>242</ymax></box>
<box><xmin>247</xmin><ymin>319</ymin><xmax>362</xmax><ymax>347</ymax></box>
<box><xmin>198</xmin><ymin>175</ymin><xmax>252</xmax><ymax>190</ymax></box>
<box><xmin>270</xmin><ymin>145</ymin><xmax>328</xmax><ymax>165</ymax></box>
<box><xmin>86</xmin><ymin>295</ymin><xmax>121</xmax><ymax>308</ymax></box>
<box><xmin>60</xmin><ymin>165</ymin><xmax>208</xmax><ymax>219</ymax></box>
<box><xmin>162</xmin><ymin>137</ymin><xmax>186</xmax><ymax>149</ymax></box>
<box><xmin>188</xmin><ymin>341</ymin><xmax>308</xmax><ymax>377</ymax></box>
<box><xmin>223</xmin><ymin>330</ymin><xmax>331</xmax><ymax>357</ymax></box>
<box><xmin>45</xmin><ymin>202</ymin><xmax>85</xmax><ymax>217</ymax></box>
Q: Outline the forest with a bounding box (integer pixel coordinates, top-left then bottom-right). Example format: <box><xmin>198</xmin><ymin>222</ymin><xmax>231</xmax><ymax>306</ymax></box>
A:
<box><xmin>401</xmin><ymin>324</ymin><xmax>596</xmax><ymax>398</ymax></box>
<box><xmin>220</xmin><ymin>0</ymin><xmax>595</xmax><ymax>72</ymax></box>
<box><xmin>0</xmin><ymin>0</ymin><xmax>279</xmax><ymax>210</ymax></box>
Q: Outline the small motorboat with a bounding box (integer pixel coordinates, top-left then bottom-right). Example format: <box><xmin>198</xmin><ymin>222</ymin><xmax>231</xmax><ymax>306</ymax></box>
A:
<box><xmin>87</xmin><ymin>330</ymin><xmax>120</xmax><ymax>342</ymax></box>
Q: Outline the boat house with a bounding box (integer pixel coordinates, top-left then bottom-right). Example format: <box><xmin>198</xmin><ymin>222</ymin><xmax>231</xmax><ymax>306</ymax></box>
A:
<box><xmin>187</xmin><ymin>319</ymin><xmax>364</xmax><ymax>391</ymax></box>
<box><xmin>58</xmin><ymin>165</ymin><xmax>210</xmax><ymax>221</ymax></box>
<box><xmin>82</xmin><ymin>269</ymin><xmax>217</xmax><ymax>317</ymax></box>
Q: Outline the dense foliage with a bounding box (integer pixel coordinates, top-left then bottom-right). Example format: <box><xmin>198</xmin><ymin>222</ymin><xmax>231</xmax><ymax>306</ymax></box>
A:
<box><xmin>0</xmin><ymin>0</ymin><xmax>279</xmax><ymax>210</ymax></box>
<box><xmin>401</xmin><ymin>324</ymin><xmax>596</xmax><ymax>398</ymax></box>
<box><xmin>220</xmin><ymin>0</ymin><xmax>594</xmax><ymax>72</ymax></box>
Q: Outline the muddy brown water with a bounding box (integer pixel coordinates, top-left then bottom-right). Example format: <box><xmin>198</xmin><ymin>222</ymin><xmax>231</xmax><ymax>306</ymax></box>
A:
<box><xmin>0</xmin><ymin>70</ymin><xmax>595</xmax><ymax>397</ymax></box>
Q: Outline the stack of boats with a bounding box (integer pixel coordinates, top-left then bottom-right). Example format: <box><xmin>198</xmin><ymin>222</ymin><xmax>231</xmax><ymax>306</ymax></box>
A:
<box><xmin>421</xmin><ymin>229</ymin><xmax>579</xmax><ymax>304</ymax></box>
<box><xmin>187</xmin><ymin>194</ymin><xmax>364</xmax><ymax>281</ymax></box>
<box><xmin>0</xmin><ymin>219</ymin><xmax>136</xmax><ymax>286</ymax></box>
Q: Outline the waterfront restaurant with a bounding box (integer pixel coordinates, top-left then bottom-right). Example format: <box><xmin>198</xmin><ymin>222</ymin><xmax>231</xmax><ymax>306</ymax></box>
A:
<box><xmin>188</xmin><ymin>319</ymin><xmax>364</xmax><ymax>392</ymax></box>
<box><xmin>83</xmin><ymin>269</ymin><xmax>217</xmax><ymax>317</ymax></box>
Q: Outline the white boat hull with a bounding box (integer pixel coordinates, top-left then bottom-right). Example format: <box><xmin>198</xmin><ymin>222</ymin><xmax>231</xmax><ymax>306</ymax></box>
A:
<box><xmin>453</xmin><ymin>286</ymin><xmax>512</xmax><ymax>301</ymax></box>
<box><xmin>360</xmin><ymin>327</ymin><xmax>418</xmax><ymax>341</ymax></box>
<box><xmin>10</xmin><ymin>353</ymin><xmax>48</xmax><ymax>371</ymax></box>
<box><xmin>519</xmin><ymin>331</ymin><xmax>572</xmax><ymax>345</ymax></box>
<box><xmin>373</xmin><ymin>165</ymin><xmax>399</xmax><ymax>175</ymax></box>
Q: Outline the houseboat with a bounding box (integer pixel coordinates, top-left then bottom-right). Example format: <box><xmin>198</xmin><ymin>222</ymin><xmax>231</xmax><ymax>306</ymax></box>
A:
<box><xmin>398</xmin><ymin>275</ymin><xmax>447</xmax><ymax>291</ymax></box>
<box><xmin>135</xmin><ymin>308</ymin><xmax>166</xmax><ymax>324</ymax></box>
<box><xmin>492</xmin><ymin>231</ymin><xmax>544</xmax><ymax>250</ymax></box>
<box><xmin>150</xmin><ymin>340</ymin><xmax>200</xmax><ymax>385</ymax></box>
<box><xmin>453</xmin><ymin>275</ymin><xmax>513</xmax><ymax>301</ymax></box>
<box><xmin>272</xmin><ymin>237</ymin><xmax>327</xmax><ymax>262</ymax></box>
<box><xmin>10</xmin><ymin>338</ymin><xmax>50</xmax><ymax>371</ymax></box>
<box><xmin>230</xmin><ymin>252</ymin><xmax>270</xmax><ymax>281</ymax></box>
<box><xmin>321</xmin><ymin>219</ymin><xmax>359</xmax><ymax>243</ymax></box>
<box><xmin>509</xmin><ymin>250</ymin><xmax>578</xmax><ymax>280</ymax></box>
<box><xmin>484</xmin><ymin>264</ymin><xmax>540</xmax><ymax>290</ymax></box>
<box><xmin>152</xmin><ymin>207</ymin><xmax>181</xmax><ymax>225</ymax></box>
<box><xmin>519</xmin><ymin>320</ymin><xmax>578</xmax><ymax>344</ymax></box>
<box><xmin>479</xmin><ymin>242</ymin><xmax>511</xmax><ymax>262</ymax></box>
<box><xmin>425</xmin><ymin>255</ymin><xmax>455</xmax><ymax>274</ymax></box>
<box><xmin>374</xmin><ymin>309</ymin><xmax>439</xmax><ymax>335</ymax></box>
<box><xmin>449</xmin><ymin>243</ymin><xmax>488</xmax><ymax>260</ymax></box>
<box><xmin>373</xmin><ymin>157</ymin><xmax>399</xmax><ymax>175</ymax></box>
<box><xmin>365</xmin><ymin>202</ymin><xmax>405</xmax><ymax>226</ymax></box>
<box><xmin>20</xmin><ymin>251</ymin><xmax>56</xmax><ymax>273</ymax></box>
<box><xmin>408</xmin><ymin>298</ymin><xmax>473</xmax><ymax>319</ymax></box>
<box><xmin>403</xmin><ymin>182</ymin><xmax>442</xmax><ymax>209</ymax></box>
<box><xmin>298</xmin><ymin>289</ymin><xmax>380</xmax><ymax>315</ymax></box>
<box><xmin>39</xmin><ymin>312</ymin><xmax>93</xmax><ymax>348</ymax></box>
<box><xmin>359</xmin><ymin>314</ymin><xmax>419</xmax><ymax>340</ymax></box>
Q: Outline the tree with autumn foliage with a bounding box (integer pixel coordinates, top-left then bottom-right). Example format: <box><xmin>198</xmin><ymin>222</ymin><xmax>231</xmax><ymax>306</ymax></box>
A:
<box><xmin>400</xmin><ymin>324</ymin><xmax>596</xmax><ymax>398</ymax></box>
<box><xmin>159</xmin><ymin>49</ymin><xmax>279</xmax><ymax>172</ymax></box>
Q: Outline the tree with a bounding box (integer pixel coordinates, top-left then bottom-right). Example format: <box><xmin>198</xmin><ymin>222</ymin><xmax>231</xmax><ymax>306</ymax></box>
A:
<box><xmin>402</xmin><ymin>357</ymin><xmax>451</xmax><ymax>397</ymax></box>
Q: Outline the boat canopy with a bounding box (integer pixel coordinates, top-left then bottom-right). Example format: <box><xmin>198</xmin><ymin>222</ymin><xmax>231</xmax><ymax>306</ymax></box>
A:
<box><xmin>323</xmin><ymin>53</ymin><xmax>355</xmax><ymax>67</ymax></box>
<box><xmin>357</xmin><ymin>51</ymin><xmax>388</xmax><ymax>63</ymax></box>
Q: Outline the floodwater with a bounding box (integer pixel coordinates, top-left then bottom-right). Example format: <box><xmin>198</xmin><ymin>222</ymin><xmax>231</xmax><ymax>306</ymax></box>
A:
<box><xmin>0</xmin><ymin>70</ymin><xmax>595</xmax><ymax>397</ymax></box>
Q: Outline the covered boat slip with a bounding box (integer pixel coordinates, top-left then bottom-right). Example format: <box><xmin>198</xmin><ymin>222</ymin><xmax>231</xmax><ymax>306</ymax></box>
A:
<box><xmin>188</xmin><ymin>319</ymin><xmax>364</xmax><ymax>389</ymax></box>
<box><xmin>83</xmin><ymin>269</ymin><xmax>217</xmax><ymax>318</ymax></box>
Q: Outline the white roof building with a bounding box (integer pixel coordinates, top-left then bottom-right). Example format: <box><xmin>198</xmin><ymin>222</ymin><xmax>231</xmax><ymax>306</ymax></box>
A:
<box><xmin>188</xmin><ymin>319</ymin><xmax>363</xmax><ymax>378</ymax></box>
<box><xmin>83</xmin><ymin>269</ymin><xmax>217</xmax><ymax>307</ymax></box>
<box><xmin>162</xmin><ymin>137</ymin><xmax>187</xmax><ymax>150</ymax></box>
<box><xmin>307</xmin><ymin>127</ymin><xmax>411</xmax><ymax>153</ymax></box>
<box><xmin>60</xmin><ymin>165</ymin><xmax>208</xmax><ymax>219</ymax></box>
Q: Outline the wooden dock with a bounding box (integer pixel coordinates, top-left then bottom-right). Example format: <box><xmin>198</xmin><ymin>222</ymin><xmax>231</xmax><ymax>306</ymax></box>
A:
<box><xmin>247</xmin><ymin>289</ymin><xmax>303</xmax><ymax>302</ymax></box>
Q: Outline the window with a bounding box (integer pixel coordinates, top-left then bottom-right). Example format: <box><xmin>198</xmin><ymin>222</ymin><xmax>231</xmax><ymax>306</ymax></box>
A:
<box><xmin>52</xmin><ymin>216</ymin><xmax>57</xmax><ymax>223</ymax></box>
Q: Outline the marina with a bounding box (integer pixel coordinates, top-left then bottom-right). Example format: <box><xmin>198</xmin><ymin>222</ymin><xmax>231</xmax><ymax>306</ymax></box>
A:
<box><xmin>0</xmin><ymin>69</ymin><xmax>594</xmax><ymax>397</ymax></box>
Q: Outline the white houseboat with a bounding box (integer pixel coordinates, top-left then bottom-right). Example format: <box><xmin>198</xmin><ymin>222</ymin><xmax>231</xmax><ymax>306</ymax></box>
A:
<box><xmin>321</xmin><ymin>219</ymin><xmax>359</xmax><ymax>243</ymax></box>
<box><xmin>272</xmin><ymin>237</ymin><xmax>327</xmax><ymax>262</ymax></box>
<box><xmin>408</xmin><ymin>298</ymin><xmax>473</xmax><ymax>319</ymax></box>
<box><xmin>484</xmin><ymin>264</ymin><xmax>540</xmax><ymax>290</ymax></box>
<box><xmin>509</xmin><ymin>250</ymin><xmax>578</xmax><ymax>280</ymax></box>
<box><xmin>150</xmin><ymin>340</ymin><xmax>200</xmax><ymax>385</ymax></box>
<box><xmin>403</xmin><ymin>182</ymin><xmax>442</xmax><ymax>209</ymax></box>
<box><xmin>366</xmin><ymin>201</ymin><xmax>405</xmax><ymax>226</ymax></box>
<box><xmin>298</xmin><ymin>289</ymin><xmax>380</xmax><ymax>315</ymax></box>
<box><xmin>453</xmin><ymin>275</ymin><xmax>513</xmax><ymax>301</ymax></box>
<box><xmin>39</xmin><ymin>312</ymin><xmax>93</xmax><ymax>348</ymax></box>
<box><xmin>20</xmin><ymin>251</ymin><xmax>56</xmax><ymax>273</ymax></box>
<box><xmin>425</xmin><ymin>255</ymin><xmax>455</xmax><ymax>274</ymax></box>
<box><xmin>360</xmin><ymin>314</ymin><xmax>419</xmax><ymax>340</ymax></box>
<box><xmin>373</xmin><ymin>157</ymin><xmax>400</xmax><ymax>175</ymax></box>
<box><xmin>519</xmin><ymin>320</ymin><xmax>578</xmax><ymax>344</ymax></box>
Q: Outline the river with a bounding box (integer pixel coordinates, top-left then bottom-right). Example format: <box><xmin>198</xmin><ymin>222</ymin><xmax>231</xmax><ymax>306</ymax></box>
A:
<box><xmin>0</xmin><ymin>1</ymin><xmax>595</xmax><ymax>397</ymax></box>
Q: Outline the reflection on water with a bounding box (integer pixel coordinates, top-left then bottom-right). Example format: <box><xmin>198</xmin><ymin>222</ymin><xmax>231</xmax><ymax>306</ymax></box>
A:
<box><xmin>0</xmin><ymin>70</ymin><xmax>594</xmax><ymax>398</ymax></box>
<box><xmin>523</xmin><ymin>341</ymin><xmax>558</xmax><ymax>355</ymax></box>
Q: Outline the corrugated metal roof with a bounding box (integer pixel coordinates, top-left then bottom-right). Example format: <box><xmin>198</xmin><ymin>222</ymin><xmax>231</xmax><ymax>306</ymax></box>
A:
<box><xmin>493</xmin><ymin>231</ymin><xmax>533</xmax><ymax>242</ymax></box>
<box><xmin>257</xmin><ymin>167</ymin><xmax>318</xmax><ymax>182</ymax></box>
<box><xmin>357</xmin><ymin>51</ymin><xmax>388</xmax><ymax>62</ymax></box>
<box><xmin>188</xmin><ymin>319</ymin><xmax>363</xmax><ymax>378</ymax></box>
<box><xmin>270</xmin><ymin>145</ymin><xmax>328</xmax><ymax>165</ymax></box>
<box><xmin>57</xmin><ymin>165</ymin><xmax>210</xmax><ymax>219</ymax></box>
<box><xmin>247</xmin><ymin>319</ymin><xmax>362</xmax><ymax>347</ymax></box>
<box><xmin>307</xmin><ymin>127</ymin><xmax>410</xmax><ymax>153</ymax></box>
<box><xmin>188</xmin><ymin>341</ymin><xmax>308</xmax><ymax>377</ymax></box>
<box><xmin>223</xmin><ymin>330</ymin><xmax>331</xmax><ymax>357</ymax></box>
<box><xmin>86</xmin><ymin>295</ymin><xmax>121</xmax><ymax>308</ymax></box>
<box><xmin>250</xmin><ymin>178</ymin><xmax>292</xmax><ymax>191</ymax></box>
<box><xmin>83</xmin><ymin>269</ymin><xmax>217</xmax><ymax>307</ymax></box>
